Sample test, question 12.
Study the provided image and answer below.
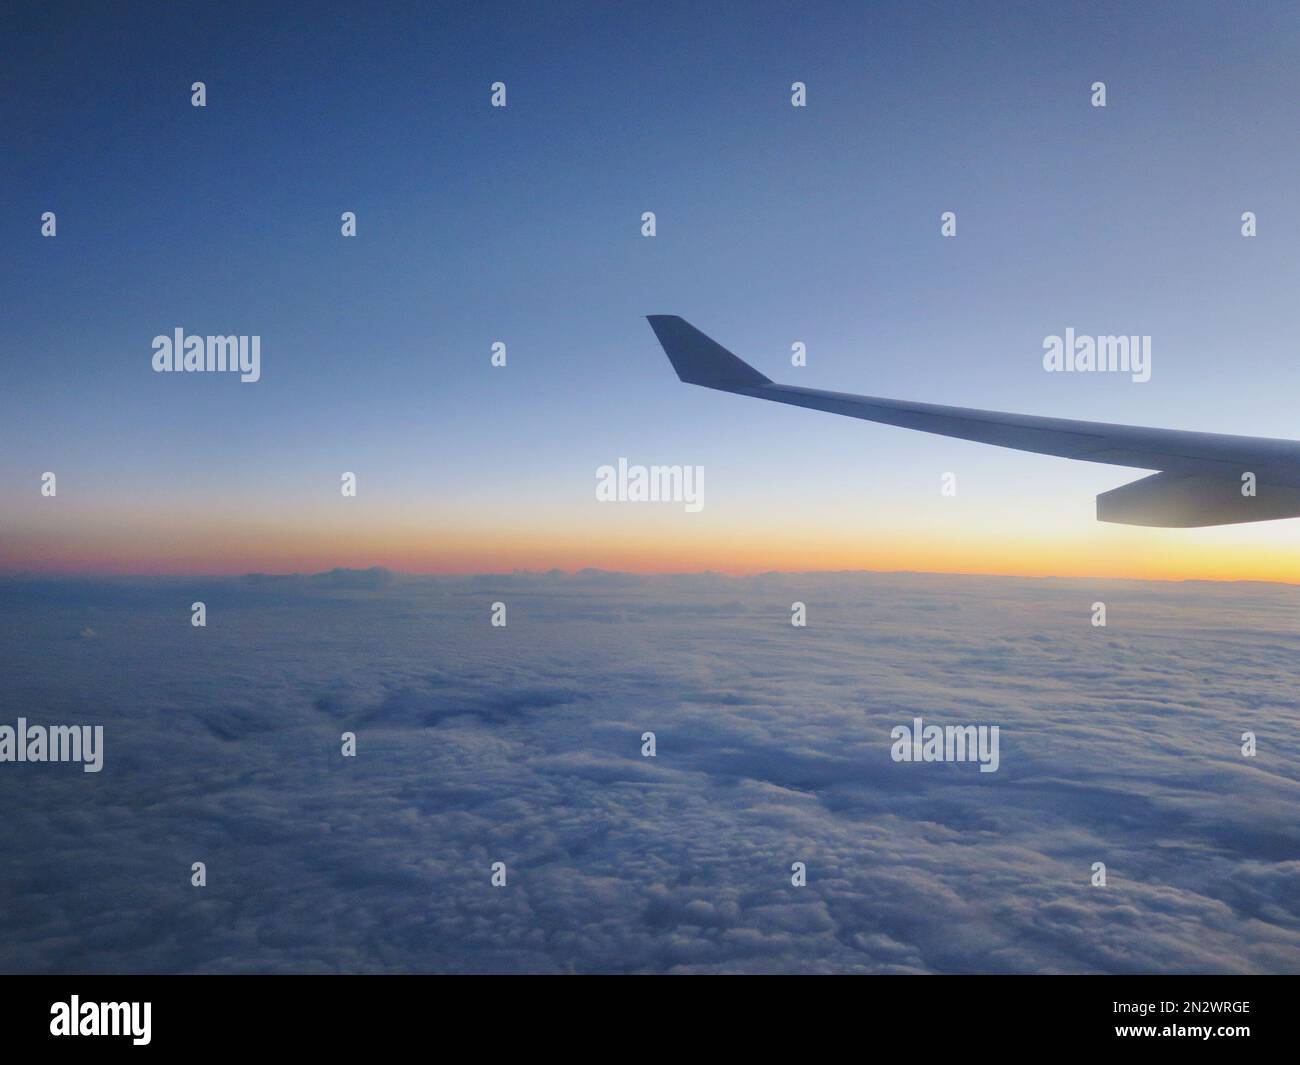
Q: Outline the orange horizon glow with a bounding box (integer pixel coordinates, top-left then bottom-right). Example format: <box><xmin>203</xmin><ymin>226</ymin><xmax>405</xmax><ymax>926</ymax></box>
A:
<box><xmin>5</xmin><ymin>512</ymin><xmax>1300</xmax><ymax>584</ymax></box>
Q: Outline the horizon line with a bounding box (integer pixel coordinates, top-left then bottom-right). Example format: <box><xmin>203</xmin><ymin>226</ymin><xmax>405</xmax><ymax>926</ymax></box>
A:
<box><xmin>1</xmin><ymin>563</ymin><xmax>1297</xmax><ymax>589</ymax></box>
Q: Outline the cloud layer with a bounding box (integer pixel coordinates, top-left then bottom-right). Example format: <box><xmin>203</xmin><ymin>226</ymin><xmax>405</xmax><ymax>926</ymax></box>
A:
<box><xmin>1</xmin><ymin>570</ymin><xmax>1297</xmax><ymax>973</ymax></box>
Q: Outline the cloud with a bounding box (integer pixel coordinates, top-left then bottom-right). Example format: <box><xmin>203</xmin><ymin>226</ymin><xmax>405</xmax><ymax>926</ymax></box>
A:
<box><xmin>0</xmin><ymin>571</ymin><xmax>1297</xmax><ymax>973</ymax></box>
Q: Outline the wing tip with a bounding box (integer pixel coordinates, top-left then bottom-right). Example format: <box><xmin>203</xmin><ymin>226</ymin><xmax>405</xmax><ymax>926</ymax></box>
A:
<box><xmin>646</xmin><ymin>315</ymin><xmax>772</xmax><ymax>388</ymax></box>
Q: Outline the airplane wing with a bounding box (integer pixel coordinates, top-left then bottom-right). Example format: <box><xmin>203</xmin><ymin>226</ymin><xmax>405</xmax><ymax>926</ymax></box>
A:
<box><xmin>647</xmin><ymin>315</ymin><xmax>1300</xmax><ymax>527</ymax></box>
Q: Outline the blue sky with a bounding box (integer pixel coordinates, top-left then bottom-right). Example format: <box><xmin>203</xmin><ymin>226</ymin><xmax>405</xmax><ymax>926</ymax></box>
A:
<box><xmin>5</xmin><ymin>1</ymin><xmax>1300</xmax><ymax>576</ymax></box>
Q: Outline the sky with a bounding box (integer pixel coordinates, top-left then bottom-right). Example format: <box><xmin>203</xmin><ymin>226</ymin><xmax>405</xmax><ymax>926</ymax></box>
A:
<box><xmin>6</xmin><ymin>1</ymin><xmax>1300</xmax><ymax>580</ymax></box>
<box><xmin>3</xmin><ymin>570</ymin><xmax>1297</xmax><ymax>973</ymax></box>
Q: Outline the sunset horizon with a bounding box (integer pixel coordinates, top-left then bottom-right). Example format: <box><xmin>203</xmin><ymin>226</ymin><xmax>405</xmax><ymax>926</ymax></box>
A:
<box><xmin>8</xmin><ymin>520</ymin><xmax>1300</xmax><ymax>584</ymax></box>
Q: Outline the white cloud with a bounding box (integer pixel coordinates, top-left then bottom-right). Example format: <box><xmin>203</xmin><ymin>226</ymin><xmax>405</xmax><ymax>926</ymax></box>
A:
<box><xmin>0</xmin><ymin>571</ymin><xmax>1297</xmax><ymax>972</ymax></box>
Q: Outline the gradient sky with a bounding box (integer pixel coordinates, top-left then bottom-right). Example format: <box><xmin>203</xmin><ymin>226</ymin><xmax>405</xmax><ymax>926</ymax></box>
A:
<box><xmin>6</xmin><ymin>0</ymin><xmax>1300</xmax><ymax>580</ymax></box>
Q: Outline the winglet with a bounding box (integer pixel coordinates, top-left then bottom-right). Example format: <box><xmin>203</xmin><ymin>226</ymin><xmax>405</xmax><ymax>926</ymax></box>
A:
<box><xmin>647</xmin><ymin>315</ymin><xmax>772</xmax><ymax>389</ymax></box>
